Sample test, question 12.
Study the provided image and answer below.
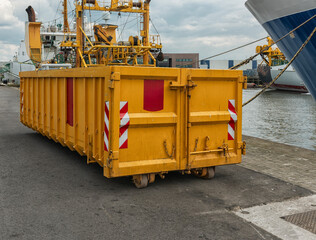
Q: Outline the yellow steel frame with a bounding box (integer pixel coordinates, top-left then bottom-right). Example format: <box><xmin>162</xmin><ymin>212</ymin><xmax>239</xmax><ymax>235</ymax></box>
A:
<box><xmin>79</xmin><ymin>0</ymin><xmax>147</xmax><ymax>13</ymax></box>
<box><xmin>59</xmin><ymin>0</ymin><xmax>162</xmax><ymax>68</ymax></box>
<box><xmin>256</xmin><ymin>37</ymin><xmax>286</xmax><ymax>66</ymax></box>
<box><xmin>78</xmin><ymin>28</ymin><xmax>158</xmax><ymax>67</ymax></box>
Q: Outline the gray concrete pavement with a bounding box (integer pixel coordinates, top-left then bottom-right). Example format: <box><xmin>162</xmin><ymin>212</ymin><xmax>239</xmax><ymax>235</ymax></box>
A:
<box><xmin>235</xmin><ymin>195</ymin><xmax>316</xmax><ymax>240</ymax></box>
<box><xmin>0</xmin><ymin>86</ymin><xmax>314</xmax><ymax>240</ymax></box>
<box><xmin>242</xmin><ymin>136</ymin><xmax>316</xmax><ymax>192</ymax></box>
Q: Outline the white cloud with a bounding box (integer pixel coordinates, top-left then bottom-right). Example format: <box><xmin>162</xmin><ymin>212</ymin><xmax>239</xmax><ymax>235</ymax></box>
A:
<box><xmin>0</xmin><ymin>0</ymin><xmax>267</xmax><ymax>61</ymax></box>
<box><xmin>195</xmin><ymin>36</ymin><xmax>252</xmax><ymax>48</ymax></box>
<box><xmin>0</xmin><ymin>0</ymin><xmax>61</xmax><ymax>61</ymax></box>
<box><xmin>0</xmin><ymin>0</ymin><xmax>24</xmax><ymax>29</ymax></box>
<box><xmin>149</xmin><ymin>0</ymin><xmax>266</xmax><ymax>59</ymax></box>
<box><xmin>0</xmin><ymin>42</ymin><xmax>19</xmax><ymax>61</ymax></box>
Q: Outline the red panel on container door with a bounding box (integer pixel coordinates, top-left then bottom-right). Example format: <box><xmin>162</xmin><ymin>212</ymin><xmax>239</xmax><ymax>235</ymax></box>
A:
<box><xmin>67</xmin><ymin>77</ymin><xmax>74</xmax><ymax>126</ymax></box>
<box><xmin>143</xmin><ymin>80</ymin><xmax>164</xmax><ymax>112</ymax></box>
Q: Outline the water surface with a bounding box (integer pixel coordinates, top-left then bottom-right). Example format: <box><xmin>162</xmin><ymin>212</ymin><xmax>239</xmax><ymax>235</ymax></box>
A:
<box><xmin>243</xmin><ymin>89</ymin><xmax>316</xmax><ymax>151</ymax></box>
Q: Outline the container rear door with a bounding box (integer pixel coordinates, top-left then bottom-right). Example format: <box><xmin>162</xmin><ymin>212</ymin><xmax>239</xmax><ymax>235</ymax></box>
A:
<box><xmin>184</xmin><ymin>69</ymin><xmax>243</xmax><ymax>169</ymax></box>
<box><xmin>107</xmin><ymin>67</ymin><xmax>183</xmax><ymax>177</ymax></box>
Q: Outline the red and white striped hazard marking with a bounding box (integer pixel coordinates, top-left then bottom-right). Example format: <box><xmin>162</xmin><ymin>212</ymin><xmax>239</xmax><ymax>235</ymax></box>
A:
<box><xmin>228</xmin><ymin>100</ymin><xmax>237</xmax><ymax>140</ymax></box>
<box><xmin>104</xmin><ymin>101</ymin><xmax>130</xmax><ymax>152</ymax></box>
<box><xmin>104</xmin><ymin>101</ymin><xmax>110</xmax><ymax>152</ymax></box>
<box><xmin>119</xmin><ymin>101</ymin><xmax>130</xmax><ymax>149</ymax></box>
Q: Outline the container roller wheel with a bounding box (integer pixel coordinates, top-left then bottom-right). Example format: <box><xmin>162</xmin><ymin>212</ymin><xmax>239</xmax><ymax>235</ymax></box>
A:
<box><xmin>133</xmin><ymin>174</ymin><xmax>149</xmax><ymax>189</ymax></box>
<box><xmin>192</xmin><ymin>167</ymin><xmax>216</xmax><ymax>179</ymax></box>
<box><xmin>203</xmin><ymin>167</ymin><xmax>215</xmax><ymax>179</ymax></box>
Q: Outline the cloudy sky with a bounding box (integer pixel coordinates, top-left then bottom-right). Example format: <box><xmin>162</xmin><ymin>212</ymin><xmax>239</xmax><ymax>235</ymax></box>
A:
<box><xmin>0</xmin><ymin>0</ymin><xmax>267</xmax><ymax>61</ymax></box>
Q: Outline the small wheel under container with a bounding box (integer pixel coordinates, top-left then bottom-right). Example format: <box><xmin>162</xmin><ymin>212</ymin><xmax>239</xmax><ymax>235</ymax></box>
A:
<box><xmin>193</xmin><ymin>167</ymin><xmax>216</xmax><ymax>179</ymax></box>
<box><xmin>133</xmin><ymin>174</ymin><xmax>149</xmax><ymax>189</ymax></box>
<box><xmin>203</xmin><ymin>167</ymin><xmax>215</xmax><ymax>179</ymax></box>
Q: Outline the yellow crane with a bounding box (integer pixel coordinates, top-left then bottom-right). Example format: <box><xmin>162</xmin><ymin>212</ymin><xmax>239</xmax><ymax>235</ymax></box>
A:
<box><xmin>256</xmin><ymin>37</ymin><xmax>287</xmax><ymax>66</ymax></box>
<box><xmin>61</xmin><ymin>0</ymin><xmax>162</xmax><ymax>67</ymax></box>
<box><xmin>25</xmin><ymin>0</ymin><xmax>162</xmax><ymax>68</ymax></box>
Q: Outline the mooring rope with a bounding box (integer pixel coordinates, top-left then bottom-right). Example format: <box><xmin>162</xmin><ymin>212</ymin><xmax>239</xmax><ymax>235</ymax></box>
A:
<box><xmin>201</xmin><ymin>37</ymin><xmax>268</xmax><ymax>62</ymax></box>
<box><xmin>176</xmin><ymin>14</ymin><xmax>316</xmax><ymax>69</ymax></box>
<box><xmin>243</xmin><ymin>27</ymin><xmax>316</xmax><ymax>107</ymax></box>
<box><xmin>176</xmin><ymin>36</ymin><xmax>268</xmax><ymax>68</ymax></box>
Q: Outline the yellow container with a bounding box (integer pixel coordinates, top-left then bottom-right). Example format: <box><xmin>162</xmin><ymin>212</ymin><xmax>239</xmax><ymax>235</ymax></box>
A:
<box><xmin>20</xmin><ymin>66</ymin><xmax>246</xmax><ymax>188</ymax></box>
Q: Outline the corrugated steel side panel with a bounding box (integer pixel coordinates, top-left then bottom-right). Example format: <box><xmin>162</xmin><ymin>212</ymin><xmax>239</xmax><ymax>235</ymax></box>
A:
<box><xmin>20</xmin><ymin>66</ymin><xmax>244</xmax><ymax>179</ymax></box>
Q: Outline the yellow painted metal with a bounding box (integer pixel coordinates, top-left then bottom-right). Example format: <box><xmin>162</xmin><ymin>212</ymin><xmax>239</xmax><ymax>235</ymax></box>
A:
<box><xmin>256</xmin><ymin>37</ymin><xmax>286</xmax><ymax>66</ymax></box>
<box><xmin>59</xmin><ymin>0</ymin><xmax>162</xmax><ymax>68</ymax></box>
<box><xmin>20</xmin><ymin>66</ymin><xmax>245</xmax><ymax>179</ymax></box>
<box><xmin>25</xmin><ymin>22</ymin><xmax>42</xmax><ymax>64</ymax></box>
<box><xmin>63</xmin><ymin>0</ymin><xmax>70</xmax><ymax>33</ymax></box>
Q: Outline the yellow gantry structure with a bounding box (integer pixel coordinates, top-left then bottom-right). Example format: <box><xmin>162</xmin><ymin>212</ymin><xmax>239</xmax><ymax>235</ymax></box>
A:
<box><xmin>256</xmin><ymin>37</ymin><xmax>287</xmax><ymax>66</ymax></box>
<box><xmin>60</xmin><ymin>0</ymin><xmax>162</xmax><ymax>68</ymax></box>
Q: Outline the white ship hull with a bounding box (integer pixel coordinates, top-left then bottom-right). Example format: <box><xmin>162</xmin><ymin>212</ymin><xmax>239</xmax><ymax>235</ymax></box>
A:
<box><xmin>270</xmin><ymin>65</ymin><xmax>308</xmax><ymax>93</ymax></box>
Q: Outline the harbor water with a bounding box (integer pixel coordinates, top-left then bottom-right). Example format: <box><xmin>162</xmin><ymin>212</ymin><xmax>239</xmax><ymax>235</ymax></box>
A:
<box><xmin>243</xmin><ymin>89</ymin><xmax>316</xmax><ymax>151</ymax></box>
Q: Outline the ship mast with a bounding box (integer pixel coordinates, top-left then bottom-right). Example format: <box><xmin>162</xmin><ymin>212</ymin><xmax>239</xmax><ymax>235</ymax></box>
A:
<box><xmin>63</xmin><ymin>0</ymin><xmax>70</xmax><ymax>33</ymax></box>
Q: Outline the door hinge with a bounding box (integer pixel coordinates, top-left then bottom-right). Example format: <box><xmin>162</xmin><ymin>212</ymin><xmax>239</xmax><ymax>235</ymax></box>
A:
<box><xmin>187</xmin><ymin>75</ymin><xmax>197</xmax><ymax>89</ymax></box>
<box><xmin>109</xmin><ymin>72</ymin><xmax>121</xmax><ymax>89</ymax></box>
<box><xmin>238</xmin><ymin>141</ymin><xmax>246</xmax><ymax>155</ymax></box>
<box><xmin>187</xmin><ymin>81</ymin><xmax>197</xmax><ymax>90</ymax></box>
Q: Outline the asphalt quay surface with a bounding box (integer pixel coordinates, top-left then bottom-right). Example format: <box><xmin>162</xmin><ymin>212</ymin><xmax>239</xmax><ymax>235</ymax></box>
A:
<box><xmin>0</xmin><ymin>86</ymin><xmax>313</xmax><ymax>240</ymax></box>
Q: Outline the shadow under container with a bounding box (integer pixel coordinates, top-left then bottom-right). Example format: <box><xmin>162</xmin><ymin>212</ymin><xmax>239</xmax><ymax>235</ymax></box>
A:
<box><xmin>20</xmin><ymin>66</ymin><xmax>247</xmax><ymax>188</ymax></box>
